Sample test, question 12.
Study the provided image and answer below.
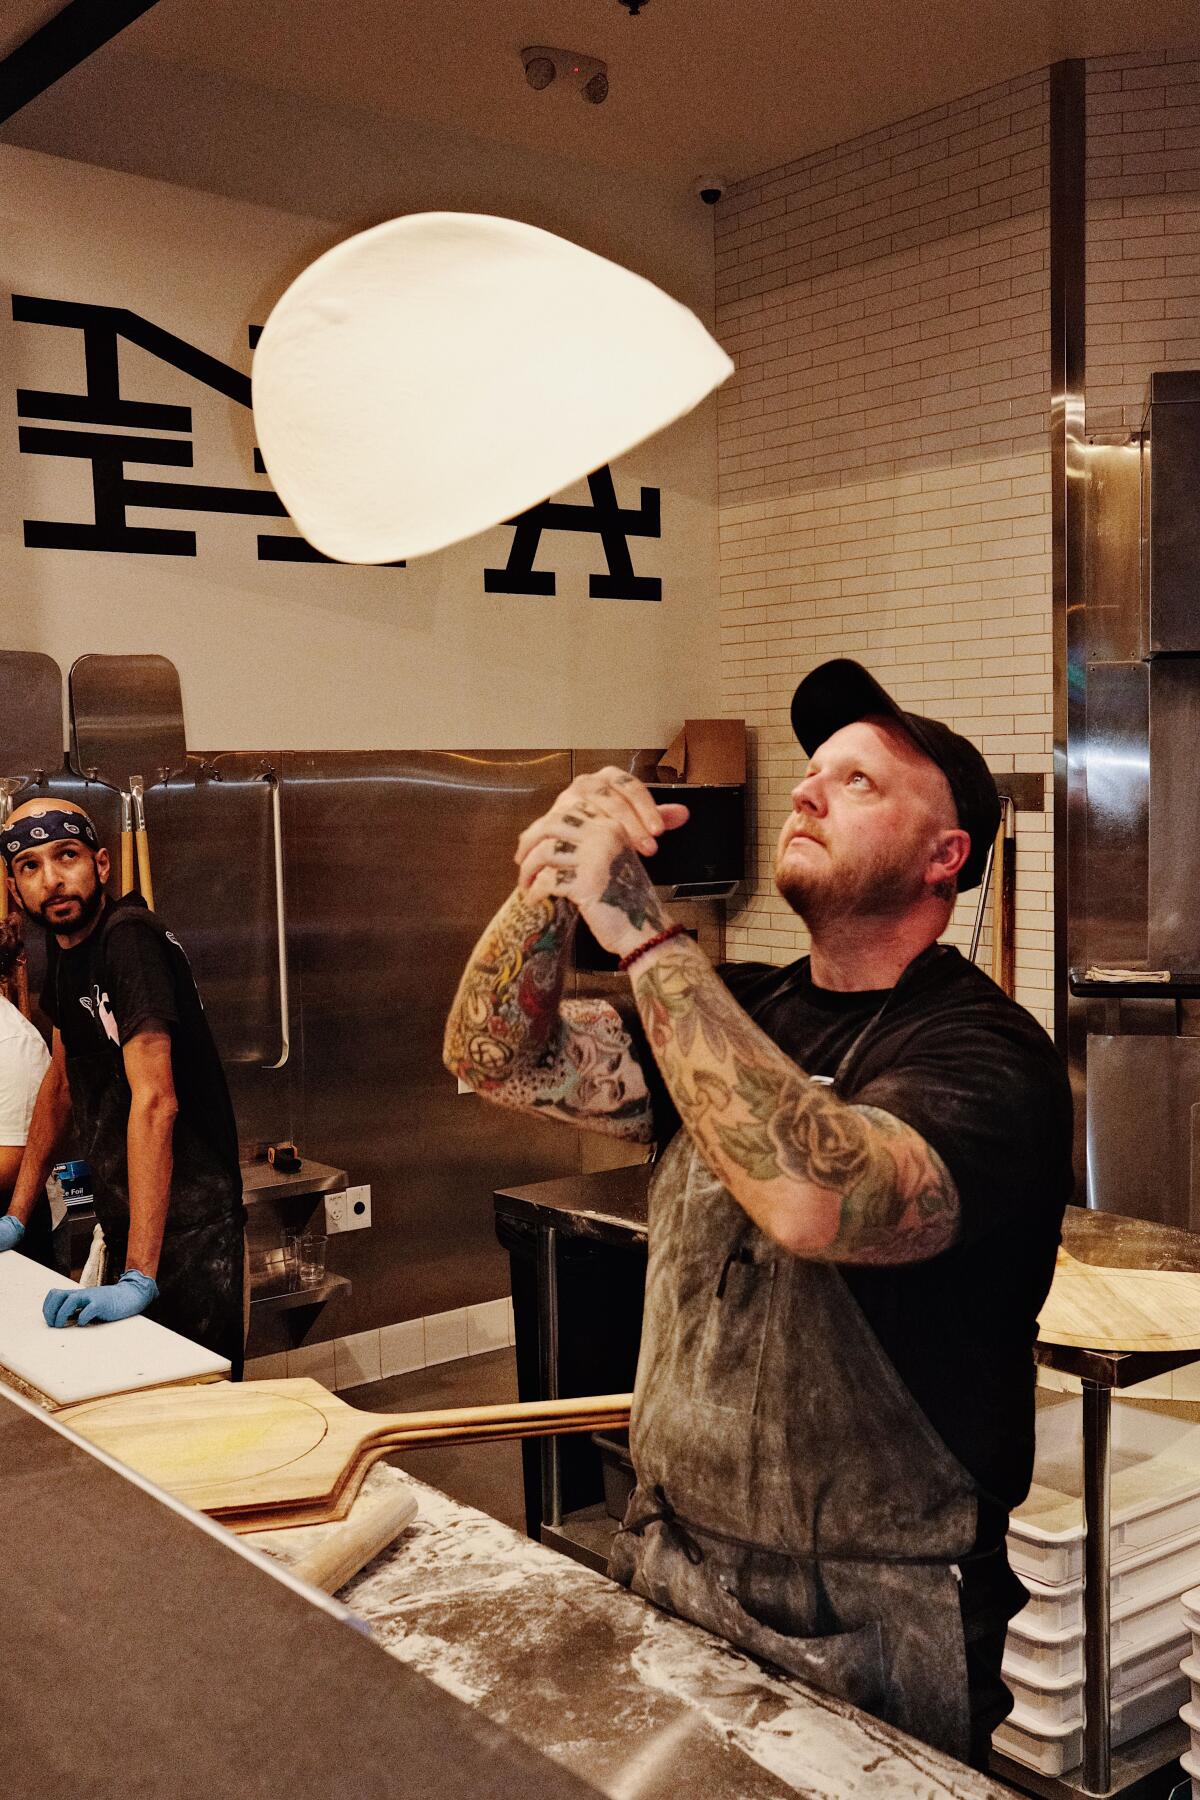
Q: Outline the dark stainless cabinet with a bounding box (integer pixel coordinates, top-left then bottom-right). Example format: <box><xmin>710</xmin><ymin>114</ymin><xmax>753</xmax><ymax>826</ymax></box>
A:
<box><xmin>1088</xmin><ymin>1034</ymin><xmax>1200</xmax><ymax>1230</ymax></box>
<box><xmin>1140</xmin><ymin>371</ymin><xmax>1200</xmax><ymax>657</ymax></box>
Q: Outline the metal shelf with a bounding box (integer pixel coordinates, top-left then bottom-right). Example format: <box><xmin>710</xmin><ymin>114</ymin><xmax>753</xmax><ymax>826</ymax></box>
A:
<box><xmin>249</xmin><ymin>1272</ymin><xmax>351</xmax><ymax>1315</ymax></box>
<box><xmin>541</xmin><ymin>1504</ymin><xmax>620</xmax><ymax>1578</ymax></box>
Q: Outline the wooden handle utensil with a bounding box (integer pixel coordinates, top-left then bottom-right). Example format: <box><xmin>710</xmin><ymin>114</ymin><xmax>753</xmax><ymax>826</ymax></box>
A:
<box><xmin>129</xmin><ymin>776</ymin><xmax>154</xmax><ymax>909</ymax></box>
<box><xmin>60</xmin><ymin>1380</ymin><xmax>632</xmax><ymax>1531</ymax></box>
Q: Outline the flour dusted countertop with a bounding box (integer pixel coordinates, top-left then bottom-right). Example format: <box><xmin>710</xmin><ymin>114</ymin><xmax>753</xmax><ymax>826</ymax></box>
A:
<box><xmin>342</xmin><ymin>1469</ymin><xmax>1015</xmax><ymax>1800</ymax></box>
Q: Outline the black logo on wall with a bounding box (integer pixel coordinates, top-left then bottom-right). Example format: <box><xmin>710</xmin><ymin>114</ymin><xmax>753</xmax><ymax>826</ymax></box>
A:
<box><xmin>484</xmin><ymin>466</ymin><xmax>660</xmax><ymax>601</ymax></box>
<box><xmin>12</xmin><ymin>295</ymin><xmax>663</xmax><ymax>600</ymax></box>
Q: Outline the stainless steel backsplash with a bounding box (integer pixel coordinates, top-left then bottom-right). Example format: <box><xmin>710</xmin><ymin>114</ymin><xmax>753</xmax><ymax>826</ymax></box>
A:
<box><xmin>22</xmin><ymin>749</ymin><xmax>726</xmax><ymax>1339</ymax></box>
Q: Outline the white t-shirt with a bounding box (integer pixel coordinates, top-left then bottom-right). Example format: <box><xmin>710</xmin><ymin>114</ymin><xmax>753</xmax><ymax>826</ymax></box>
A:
<box><xmin>0</xmin><ymin>994</ymin><xmax>50</xmax><ymax>1146</ymax></box>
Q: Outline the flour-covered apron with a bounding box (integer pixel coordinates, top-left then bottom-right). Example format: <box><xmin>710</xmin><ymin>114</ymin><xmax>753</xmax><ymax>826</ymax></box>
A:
<box><xmin>611</xmin><ymin>970</ymin><xmax>977</xmax><ymax>1759</ymax></box>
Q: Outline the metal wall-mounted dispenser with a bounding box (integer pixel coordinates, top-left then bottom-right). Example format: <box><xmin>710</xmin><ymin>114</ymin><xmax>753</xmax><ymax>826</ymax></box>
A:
<box><xmin>644</xmin><ymin>783</ymin><xmax>744</xmax><ymax>898</ymax></box>
<box><xmin>569</xmin><ymin>768</ymin><xmax>744</xmax><ymax>974</ymax></box>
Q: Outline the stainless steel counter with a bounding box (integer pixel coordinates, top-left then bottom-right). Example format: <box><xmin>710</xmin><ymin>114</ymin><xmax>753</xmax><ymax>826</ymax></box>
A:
<box><xmin>344</xmin><ymin>1465</ymin><xmax>1017</xmax><ymax>1800</ymax></box>
<box><xmin>0</xmin><ymin>1386</ymin><xmax>602</xmax><ymax>1800</ymax></box>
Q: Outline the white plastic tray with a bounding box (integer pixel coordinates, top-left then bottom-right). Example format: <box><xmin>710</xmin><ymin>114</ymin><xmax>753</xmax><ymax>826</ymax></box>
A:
<box><xmin>1013</xmin><ymin>1531</ymin><xmax>1200</xmax><ymax>1645</ymax></box>
<box><xmin>0</xmin><ymin>1250</ymin><xmax>228</xmax><ymax>1404</ymax></box>
<box><xmin>1180</xmin><ymin>1742</ymin><xmax>1200</xmax><ymax>1795</ymax></box>
<box><xmin>1183</xmin><ymin>1652</ymin><xmax>1200</xmax><ymax>1716</ymax></box>
<box><xmin>993</xmin><ymin>1665</ymin><xmax>1188</xmax><ymax>1777</ymax></box>
<box><xmin>1003</xmin><ymin>1627</ymin><xmax>1188</xmax><ymax>1698</ymax></box>
<box><xmin>1183</xmin><ymin>1587</ymin><xmax>1200</xmax><ymax>1667</ymax></box>
<box><xmin>1181</xmin><ymin>1699</ymin><xmax>1200</xmax><ymax>1762</ymax></box>
<box><xmin>1004</xmin><ymin>1641</ymin><xmax>1187</xmax><ymax>1729</ymax></box>
<box><xmin>1009</xmin><ymin>1392</ymin><xmax>1200</xmax><ymax>1587</ymax></box>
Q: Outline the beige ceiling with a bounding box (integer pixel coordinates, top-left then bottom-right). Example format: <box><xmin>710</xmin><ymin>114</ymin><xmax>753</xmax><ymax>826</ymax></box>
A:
<box><xmin>6</xmin><ymin>0</ymin><xmax>1200</xmax><ymax>187</ymax></box>
<box><xmin>0</xmin><ymin>0</ymin><xmax>67</xmax><ymax>59</ymax></box>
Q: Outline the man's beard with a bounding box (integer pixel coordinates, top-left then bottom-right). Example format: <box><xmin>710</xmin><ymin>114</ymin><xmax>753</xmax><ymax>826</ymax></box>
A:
<box><xmin>774</xmin><ymin>834</ymin><xmax>925</xmax><ymax>930</ymax></box>
<box><xmin>23</xmin><ymin>879</ymin><xmax>105</xmax><ymax>935</ymax></box>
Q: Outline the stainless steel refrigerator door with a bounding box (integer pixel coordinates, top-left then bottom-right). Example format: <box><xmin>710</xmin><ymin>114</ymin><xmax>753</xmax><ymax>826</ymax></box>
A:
<box><xmin>280</xmin><ymin>749</ymin><xmax>592</xmax><ymax>1334</ymax></box>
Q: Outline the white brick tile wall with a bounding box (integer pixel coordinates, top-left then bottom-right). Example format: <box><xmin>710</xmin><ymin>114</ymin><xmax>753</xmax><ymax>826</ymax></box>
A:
<box><xmin>716</xmin><ymin>53</ymin><xmax>1200</xmax><ymax>1032</ymax></box>
<box><xmin>714</xmin><ymin>71</ymin><xmax>1054</xmax><ymax>1025</ymax></box>
<box><xmin>1086</xmin><ymin>52</ymin><xmax>1200</xmax><ymax>432</ymax></box>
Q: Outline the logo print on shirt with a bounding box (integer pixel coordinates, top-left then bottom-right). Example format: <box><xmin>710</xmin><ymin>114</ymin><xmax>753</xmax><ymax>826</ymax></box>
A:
<box><xmin>79</xmin><ymin>985</ymin><xmax>120</xmax><ymax>1046</ymax></box>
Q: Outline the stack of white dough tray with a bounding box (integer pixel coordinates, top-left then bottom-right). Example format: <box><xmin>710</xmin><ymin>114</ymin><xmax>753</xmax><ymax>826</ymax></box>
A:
<box><xmin>995</xmin><ymin>1388</ymin><xmax>1200</xmax><ymax>1778</ymax></box>
<box><xmin>1174</xmin><ymin>1582</ymin><xmax>1200</xmax><ymax>1795</ymax></box>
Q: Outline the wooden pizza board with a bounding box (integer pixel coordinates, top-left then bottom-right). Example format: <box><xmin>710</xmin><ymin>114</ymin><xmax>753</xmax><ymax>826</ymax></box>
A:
<box><xmin>0</xmin><ymin>1250</ymin><xmax>229</xmax><ymax>1407</ymax></box>
<box><xmin>241</xmin><ymin>1464</ymin><xmax>418</xmax><ymax>1590</ymax></box>
<box><xmin>1038</xmin><ymin>1248</ymin><xmax>1200</xmax><ymax>1352</ymax></box>
<box><xmin>59</xmin><ymin>1378</ymin><xmax>631</xmax><ymax>1528</ymax></box>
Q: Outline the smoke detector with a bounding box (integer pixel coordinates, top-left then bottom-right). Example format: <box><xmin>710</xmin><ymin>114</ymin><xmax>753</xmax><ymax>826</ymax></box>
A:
<box><xmin>521</xmin><ymin>46</ymin><xmax>610</xmax><ymax>106</ymax></box>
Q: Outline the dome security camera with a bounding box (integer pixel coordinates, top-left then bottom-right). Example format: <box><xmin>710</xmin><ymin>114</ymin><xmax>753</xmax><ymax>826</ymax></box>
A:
<box><xmin>694</xmin><ymin>176</ymin><xmax>726</xmax><ymax>206</ymax></box>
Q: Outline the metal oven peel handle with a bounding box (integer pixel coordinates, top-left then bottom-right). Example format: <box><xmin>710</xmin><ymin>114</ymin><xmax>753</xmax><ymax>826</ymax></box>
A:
<box><xmin>259</xmin><ymin>765</ymin><xmax>290</xmax><ymax>1071</ymax></box>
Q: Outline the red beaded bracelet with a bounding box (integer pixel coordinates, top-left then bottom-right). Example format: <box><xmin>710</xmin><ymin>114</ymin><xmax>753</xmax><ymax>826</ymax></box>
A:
<box><xmin>618</xmin><ymin>923</ymin><xmax>688</xmax><ymax>973</ymax></box>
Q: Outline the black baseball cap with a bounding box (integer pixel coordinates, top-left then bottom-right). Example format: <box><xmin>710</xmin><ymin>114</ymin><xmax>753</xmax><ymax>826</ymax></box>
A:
<box><xmin>790</xmin><ymin>659</ymin><xmax>1001</xmax><ymax>892</ymax></box>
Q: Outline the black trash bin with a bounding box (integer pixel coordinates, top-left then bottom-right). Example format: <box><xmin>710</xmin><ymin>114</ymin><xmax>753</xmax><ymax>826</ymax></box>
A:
<box><xmin>496</xmin><ymin>1209</ymin><xmax>646</xmax><ymax>1541</ymax></box>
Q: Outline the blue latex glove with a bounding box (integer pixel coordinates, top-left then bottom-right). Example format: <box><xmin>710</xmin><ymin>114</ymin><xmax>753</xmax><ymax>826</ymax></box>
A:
<box><xmin>43</xmin><ymin>1269</ymin><xmax>159</xmax><ymax>1329</ymax></box>
<box><xmin>0</xmin><ymin>1215</ymin><xmax>26</xmax><ymax>1253</ymax></box>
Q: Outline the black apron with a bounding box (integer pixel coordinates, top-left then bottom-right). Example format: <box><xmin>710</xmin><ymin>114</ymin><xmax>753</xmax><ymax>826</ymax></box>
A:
<box><xmin>58</xmin><ymin>908</ymin><xmax>245</xmax><ymax>1371</ymax></box>
<box><xmin>611</xmin><ymin>960</ymin><xmax>979</xmax><ymax>1762</ymax></box>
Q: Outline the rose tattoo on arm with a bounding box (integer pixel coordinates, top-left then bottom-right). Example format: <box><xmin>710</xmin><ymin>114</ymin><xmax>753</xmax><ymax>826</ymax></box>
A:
<box><xmin>630</xmin><ymin>937</ymin><xmax>960</xmax><ymax>1264</ymax></box>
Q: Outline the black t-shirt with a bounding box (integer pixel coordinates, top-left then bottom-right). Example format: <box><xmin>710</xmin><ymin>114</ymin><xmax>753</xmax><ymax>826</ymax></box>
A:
<box><xmin>628</xmin><ymin>944</ymin><xmax>1074</xmax><ymax>1523</ymax></box>
<box><xmin>42</xmin><ymin>897</ymin><xmax>242</xmax><ymax>1218</ymax></box>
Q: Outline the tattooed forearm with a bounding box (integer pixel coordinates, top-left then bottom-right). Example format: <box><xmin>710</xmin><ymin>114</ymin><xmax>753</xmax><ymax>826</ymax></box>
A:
<box><xmin>443</xmin><ymin>889</ymin><xmax>653</xmax><ymax>1141</ymax></box>
<box><xmin>632</xmin><ymin>938</ymin><xmax>958</xmax><ymax>1264</ymax></box>
<box><xmin>444</xmin><ymin>889</ymin><xmax>576</xmax><ymax>1083</ymax></box>
<box><xmin>600</xmin><ymin>849</ymin><xmax>667</xmax><ymax>934</ymax></box>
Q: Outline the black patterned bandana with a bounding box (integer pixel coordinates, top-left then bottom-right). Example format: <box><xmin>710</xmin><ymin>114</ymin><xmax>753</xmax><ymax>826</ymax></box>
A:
<box><xmin>2</xmin><ymin>808</ymin><xmax>101</xmax><ymax>871</ymax></box>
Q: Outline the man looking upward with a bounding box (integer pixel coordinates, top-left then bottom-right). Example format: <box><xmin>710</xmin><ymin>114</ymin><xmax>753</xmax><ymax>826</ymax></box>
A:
<box><xmin>446</xmin><ymin>659</ymin><xmax>1072</xmax><ymax>1769</ymax></box>
<box><xmin>0</xmin><ymin>799</ymin><xmax>245</xmax><ymax>1372</ymax></box>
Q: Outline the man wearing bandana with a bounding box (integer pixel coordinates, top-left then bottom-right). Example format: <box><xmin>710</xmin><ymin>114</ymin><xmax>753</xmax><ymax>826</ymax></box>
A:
<box><xmin>0</xmin><ymin>799</ymin><xmax>245</xmax><ymax>1373</ymax></box>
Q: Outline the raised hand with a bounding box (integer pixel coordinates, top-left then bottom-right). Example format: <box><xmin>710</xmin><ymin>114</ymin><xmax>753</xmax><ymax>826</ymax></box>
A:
<box><xmin>514</xmin><ymin>767</ymin><xmax>688</xmax><ymax>960</ymax></box>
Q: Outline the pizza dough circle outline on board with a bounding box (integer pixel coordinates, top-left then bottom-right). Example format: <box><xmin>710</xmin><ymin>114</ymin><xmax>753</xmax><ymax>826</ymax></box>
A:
<box><xmin>64</xmin><ymin>1386</ymin><xmax>331</xmax><ymax>1494</ymax></box>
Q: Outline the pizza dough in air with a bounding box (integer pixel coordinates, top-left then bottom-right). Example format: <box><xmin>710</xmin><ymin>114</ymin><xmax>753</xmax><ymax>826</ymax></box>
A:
<box><xmin>251</xmin><ymin>212</ymin><xmax>734</xmax><ymax>564</ymax></box>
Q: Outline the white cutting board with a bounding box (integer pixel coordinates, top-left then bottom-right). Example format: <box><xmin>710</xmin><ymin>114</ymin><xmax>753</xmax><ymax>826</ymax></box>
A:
<box><xmin>0</xmin><ymin>1250</ymin><xmax>229</xmax><ymax>1406</ymax></box>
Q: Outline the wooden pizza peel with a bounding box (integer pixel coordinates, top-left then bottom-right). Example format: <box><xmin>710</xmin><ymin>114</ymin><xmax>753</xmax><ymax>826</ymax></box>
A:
<box><xmin>68</xmin><ymin>653</ymin><xmax>188</xmax><ymax>908</ymax></box>
<box><xmin>1038</xmin><ymin>1246</ymin><xmax>1200</xmax><ymax>1353</ymax></box>
<box><xmin>59</xmin><ymin>1378</ymin><xmax>631</xmax><ymax>1532</ymax></box>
